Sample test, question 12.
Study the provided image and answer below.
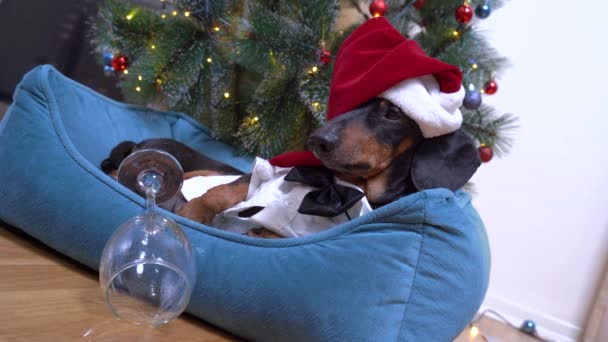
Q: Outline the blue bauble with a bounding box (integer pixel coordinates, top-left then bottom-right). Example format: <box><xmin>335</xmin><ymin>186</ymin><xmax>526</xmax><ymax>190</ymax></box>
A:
<box><xmin>475</xmin><ymin>4</ymin><xmax>491</xmax><ymax>19</ymax></box>
<box><xmin>103</xmin><ymin>52</ymin><xmax>114</xmax><ymax>67</ymax></box>
<box><xmin>520</xmin><ymin>320</ymin><xmax>537</xmax><ymax>335</ymax></box>
<box><xmin>463</xmin><ymin>90</ymin><xmax>482</xmax><ymax>110</ymax></box>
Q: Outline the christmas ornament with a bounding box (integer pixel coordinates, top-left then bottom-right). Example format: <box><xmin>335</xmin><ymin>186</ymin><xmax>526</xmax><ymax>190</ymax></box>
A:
<box><xmin>319</xmin><ymin>48</ymin><xmax>332</xmax><ymax>65</ymax></box>
<box><xmin>455</xmin><ymin>5</ymin><xmax>474</xmax><ymax>24</ymax></box>
<box><xmin>520</xmin><ymin>320</ymin><xmax>537</xmax><ymax>335</ymax></box>
<box><xmin>413</xmin><ymin>0</ymin><xmax>426</xmax><ymax>10</ymax></box>
<box><xmin>369</xmin><ymin>0</ymin><xmax>388</xmax><ymax>17</ymax></box>
<box><xmin>103</xmin><ymin>52</ymin><xmax>114</xmax><ymax>67</ymax></box>
<box><xmin>111</xmin><ymin>55</ymin><xmax>129</xmax><ymax>72</ymax></box>
<box><xmin>475</xmin><ymin>3</ymin><xmax>492</xmax><ymax>19</ymax></box>
<box><xmin>484</xmin><ymin>80</ymin><xmax>498</xmax><ymax>95</ymax></box>
<box><xmin>478</xmin><ymin>145</ymin><xmax>493</xmax><ymax>163</ymax></box>
<box><xmin>463</xmin><ymin>89</ymin><xmax>482</xmax><ymax>110</ymax></box>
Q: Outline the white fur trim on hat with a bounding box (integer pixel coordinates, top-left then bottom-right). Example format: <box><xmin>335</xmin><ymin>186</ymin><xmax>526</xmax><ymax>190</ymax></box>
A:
<box><xmin>380</xmin><ymin>75</ymin><xmax>465</xmax><ymax>138</ymax></box>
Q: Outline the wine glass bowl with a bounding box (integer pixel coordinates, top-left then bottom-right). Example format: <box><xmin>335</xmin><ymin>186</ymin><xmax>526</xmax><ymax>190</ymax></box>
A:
<box><xmin>100</xmin><ymin>148</ymin><xmax>196</xmax><ymax>326</ymax></box>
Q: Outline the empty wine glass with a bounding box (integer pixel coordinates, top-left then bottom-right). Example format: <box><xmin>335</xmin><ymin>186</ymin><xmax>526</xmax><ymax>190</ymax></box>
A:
<box><xmin>99</xmin><ymin>149</ymin><xmax>196</xmax><ymax>326</ymax></box>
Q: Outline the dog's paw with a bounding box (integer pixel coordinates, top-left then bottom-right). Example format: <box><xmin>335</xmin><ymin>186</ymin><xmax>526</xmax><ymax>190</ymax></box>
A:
<box><xmin>176</xmin><ymin>198</ymin><xmax>216</xmax><ymax>225</ymax></box>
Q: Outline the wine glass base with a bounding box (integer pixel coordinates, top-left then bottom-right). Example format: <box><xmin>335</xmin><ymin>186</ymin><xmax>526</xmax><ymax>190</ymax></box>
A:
<box><xmin>117</xmin><ymin>149</ymin><xmax>183</xmax><ymax>204</ymax></box>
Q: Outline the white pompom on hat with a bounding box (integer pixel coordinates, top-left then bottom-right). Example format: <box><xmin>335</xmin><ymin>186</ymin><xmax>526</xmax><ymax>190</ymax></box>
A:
<box><xmin>380</xmin><ymin>75</ymin><xmax>465</xmax><ymax>138</ymax></box>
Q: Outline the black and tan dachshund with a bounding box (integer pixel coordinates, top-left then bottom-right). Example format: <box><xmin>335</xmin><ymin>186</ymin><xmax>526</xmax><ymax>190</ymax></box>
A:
<box><xmin>102</xmin><ymin>98</ymin><xmax>480</xmax><ymax>235</ymax></box>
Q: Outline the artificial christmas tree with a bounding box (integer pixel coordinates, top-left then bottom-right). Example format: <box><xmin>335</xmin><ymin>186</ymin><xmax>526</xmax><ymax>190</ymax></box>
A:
<box><xmin>91</xmin><ymin>0</ymin><xmax>517</xmax><ymax>160</ymax></box>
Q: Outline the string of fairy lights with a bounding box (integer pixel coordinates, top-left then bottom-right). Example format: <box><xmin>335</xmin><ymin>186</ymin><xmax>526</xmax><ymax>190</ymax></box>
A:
<box><xmin>102</xmin><ymin>0</ymin><xmax>504</xmax><ymax>162</ymax></box>
<box><xmin>466</xmin><ymin>309</ymin><xmax>554</xmax><ymax>341</ymax></box>
<box><xmin>103</xmin><ymin>0</ymin><xmax>336</xmax><ymax>117</ymax></box>
<box><xmin>105</xmin><ymin>0</ymin><xmax>498</xmax><ymax>100</ymax></box>
<box><xmin>106</xmin><ymin>2</ymin><xmax>496</xmax><ymax>88</ymax></box>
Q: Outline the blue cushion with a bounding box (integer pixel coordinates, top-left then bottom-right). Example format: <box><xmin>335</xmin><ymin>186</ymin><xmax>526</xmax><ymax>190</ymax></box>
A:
<box><xmin>0</xmin><ymin>65</ymin><xmax>490</xmax><ymax>341</ymax></box>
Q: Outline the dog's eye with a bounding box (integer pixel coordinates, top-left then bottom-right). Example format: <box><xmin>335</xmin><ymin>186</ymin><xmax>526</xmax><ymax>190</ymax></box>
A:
<box><xmin>384</xmin><ymin>107</ymin><xmax>402</xmax><ymax>121</ymax></box>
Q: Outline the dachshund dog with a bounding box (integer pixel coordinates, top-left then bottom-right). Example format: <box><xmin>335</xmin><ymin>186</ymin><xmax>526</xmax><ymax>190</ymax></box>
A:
<box><xmin>102</xmin><ymin>98</ymin><xmax>480</xmax><ymax>237</ymax></box>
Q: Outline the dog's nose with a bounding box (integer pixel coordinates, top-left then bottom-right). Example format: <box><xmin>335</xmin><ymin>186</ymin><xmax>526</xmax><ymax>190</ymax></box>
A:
<box><xmin>307</xmin><ymin>133</ymin><xmax>338</xmax><ymax>155</ymax></box>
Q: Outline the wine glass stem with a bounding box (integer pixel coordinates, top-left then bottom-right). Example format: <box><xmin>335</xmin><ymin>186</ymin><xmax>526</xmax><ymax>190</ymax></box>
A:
<box><xmin>145</xmin><ymin>189</ymin><xmax>156</xmax><ymax>214</ymax></box>
<box><xmin>138</xmin><ymin>170</ymin><xmax>162</xmax><ymax>214</ymax></box>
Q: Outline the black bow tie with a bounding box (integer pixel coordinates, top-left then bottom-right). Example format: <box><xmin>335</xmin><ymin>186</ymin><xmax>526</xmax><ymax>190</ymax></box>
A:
<box><xmin>284</xmin><ymin>166</ymin><xmax>364</xmax><ymax>218</ymax></box>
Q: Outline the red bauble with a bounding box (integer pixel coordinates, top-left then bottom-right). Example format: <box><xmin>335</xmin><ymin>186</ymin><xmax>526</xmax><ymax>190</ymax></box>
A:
<box><xmin>369</xmin><ymin>0</ymin><xmax>388</xmax><ymax>17</ymax></box>
<box><xmin>478</xmin><ymin>145</ymin><xmax>493</xmax><ymax>163</ymax></box>
<box><xmin>319</xmin><ymin>49</ymin><xmax>332</xmax><ymax>65</ymax></box>
<box><xmin>455</xmin><ymin>5</ymin><xmax>474</xmax><ymax>24</ymax></box>
<box><xmin>484</xmin><ymin>80</ymin><xmax>498</xmax><ymax>95</ymax></box>
<box><xmin>413</xmin><ymin>0</ymin><xmax>426</xmax><ymax>10</ymax></box>
<box><xmin>111</xmin><ymin>55</ymin><xmax>129</xmax><ymax>72</ymax></box>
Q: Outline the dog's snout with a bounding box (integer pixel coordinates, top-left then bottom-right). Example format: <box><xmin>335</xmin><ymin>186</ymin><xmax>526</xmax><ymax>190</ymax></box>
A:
<box><xmin>307</xmin><ymin>132</ymin><xmax>339</xmax><ymax>155</ymax></box>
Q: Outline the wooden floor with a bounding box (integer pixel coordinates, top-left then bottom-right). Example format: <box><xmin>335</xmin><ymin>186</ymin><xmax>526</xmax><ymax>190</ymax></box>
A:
<box><xmin>0</xmin><ymin>223</ymin><xmax>240</xmax><ymax>342</ymax></box>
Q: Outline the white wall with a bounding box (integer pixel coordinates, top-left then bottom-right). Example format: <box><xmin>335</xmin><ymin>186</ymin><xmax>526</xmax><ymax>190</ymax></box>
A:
<box><xmin>472</xmin><ymin>0</ymin><xmax>608</xmax><ymax>340</ymax></box>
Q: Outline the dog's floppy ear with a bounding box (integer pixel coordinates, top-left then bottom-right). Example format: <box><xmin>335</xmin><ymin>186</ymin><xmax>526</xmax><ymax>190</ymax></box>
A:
<box><xmin>101</xmin><ymin>141</ymin><xmax>136</xmax><ymax>174</ymax></box>
<box><xmin>411</xmin><ymin>130</ymin><xmax>481</xmax><ymax>191</ymax></box>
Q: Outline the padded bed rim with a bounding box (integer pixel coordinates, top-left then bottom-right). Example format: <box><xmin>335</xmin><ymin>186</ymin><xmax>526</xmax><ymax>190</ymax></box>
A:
<box><xmin>25</xmin><ymin>64</ymin><xmax>435</xmax><ymax>248</ymax></box>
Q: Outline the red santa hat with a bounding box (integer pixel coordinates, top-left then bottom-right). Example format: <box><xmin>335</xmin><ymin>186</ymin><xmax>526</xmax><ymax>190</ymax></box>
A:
<box><xmin>270</xmin><ymin>17</ymin><xmax>464</xmax><ymax>168</ymax></box>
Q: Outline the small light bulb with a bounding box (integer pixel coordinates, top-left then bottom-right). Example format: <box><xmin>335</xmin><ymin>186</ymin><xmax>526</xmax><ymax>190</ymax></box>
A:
<box><xmin>161</xmin><ymin>13</ymin><xmax>167</xmax><ymax>19</ymax></box>
<box><xmin>480</xmin><ymin>89</ymin><xmax>485</xmax><ymax>94</ymax></box>
<box><xmin>253</xmin><ymin>116</ymin><xmax>259</xmax><ymax>122</ymax></box>
<box><xmin>172</xmin><ymin>10</ymin><xmax>178</xmax><ymax>16</ymax></box>
<box><xmin>224</xmin><ymin>92</ymin><xmax>230</xmax><ymax>98</ymax></box>
<box><xmin>469</xmin><ymin>325</ymin><xmax>479</xmax><ymax>339</ymax></box>
<box><xmin>123</xmin><ymin>69</ymin><xmax>129</xmax><ymax>75</ymax></box>
<box><xmin>311</xmin><ymin>66</ymin><xmax>318</xmax><ymax>73</ymax></box>
<box><xmin>184</xmin><ymin>11</ymin><xmax>190</xmax><ymax>17</ymax></box>
<box><xmin>313</xmin><ymin>102</ymin><xmax>320</xmax><ymax>108</ymax></box>
<box><xmin>472</xmin><ymin>63</ymin><xmax>478</xmax><ymax>69</ymax></box>
<box><xmin>151</xmin><ymin>44</ymin><xmax>156</xmax><ymax>49</ymax></box>
<box><xmin>207</xmin><ymin>57</ymin><xmax>213</xmax><ymax>63</ymax></box>
<box><xmin>453</xmin><ymin>30</ymin><xmax>460</xmax><ymax>37</ymax></box>
<box><xmin>213</xmin><ymin>26</ymin><xmax>220</xmax><ymax>32</ymax></box>
<box><xmin>126</xmin><ymin>14</ymin><xmax>133</xmax><ymax>20</ymax></box>
<box><xmin>156</xmin><ymin>78</ymin><xmax>162</xmax><ymax>84</ymax></box>
<box><xmin>373</xmin><ymin>13</ymin><xmax>381</xmax><ymax>18</ymax></box>
<box><xmin>135</xmin><ymin>86</ymin><xmax>141</xmax><ymax>92</ymax></box>
<box><xmin>138</xmin><ymin>75</ymin><xmax>143</xmax><ymax>81</ymax></box>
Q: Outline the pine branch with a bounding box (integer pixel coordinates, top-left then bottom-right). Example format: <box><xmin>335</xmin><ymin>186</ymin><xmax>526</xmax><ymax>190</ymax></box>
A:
<box><xmin>462</xmin><ymin>105</ymin><xmax>519</xmax><ymax>157</ymax></box>
<box><xmin>299</xmin><ymin>67</ymin><xmax>332</xmax><ymax>123</ymax></box>
<box><xmin>237</xmin><ymin>68</ymin><xmax>309</xmax><ymax>157</ymax></box>
<box><xmin>347</xmin><ymin>0</ymin><xmax>370</xmax><ymax>20</ymax></box>
<box><xmin>246</xmin><ymin>5</ymin><xmax>317</xmax><ymax>71</ymax></box>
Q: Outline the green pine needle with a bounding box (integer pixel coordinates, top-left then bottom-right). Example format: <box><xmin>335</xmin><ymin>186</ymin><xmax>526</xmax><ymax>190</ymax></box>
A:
<box><xmin>462</xmin><ymin>105</ymin><xmax>519</xmax><ymax>157</ymax></box>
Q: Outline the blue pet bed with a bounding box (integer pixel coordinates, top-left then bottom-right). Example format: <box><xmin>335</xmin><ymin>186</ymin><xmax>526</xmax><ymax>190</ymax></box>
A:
<box><xmin>0</xmin><ymin>65</ymin><xmax>490</xmax><ymax>341</ymax></box>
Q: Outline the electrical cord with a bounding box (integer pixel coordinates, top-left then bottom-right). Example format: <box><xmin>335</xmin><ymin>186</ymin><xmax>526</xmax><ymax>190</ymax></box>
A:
<box><xmin>469</xmin><ymin>309</ymin><xmax>555</xmax><ymax>342</ymax></box>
